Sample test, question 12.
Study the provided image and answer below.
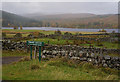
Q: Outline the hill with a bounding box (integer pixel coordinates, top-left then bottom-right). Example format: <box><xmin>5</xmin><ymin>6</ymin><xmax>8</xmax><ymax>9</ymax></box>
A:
<box><xmin>2</xmin><ymin>10</ymin><xmax>42</xmax><ymax>27</ymax></box>
<box><xmin>24</xmin><ymin>13</ymin><xmax>118</xmax><ymax>29</ymax></box>
<box><xmin>2</xmin><ymin>11</ymin><xmax>118</xmax><ymax>29</ymax></box>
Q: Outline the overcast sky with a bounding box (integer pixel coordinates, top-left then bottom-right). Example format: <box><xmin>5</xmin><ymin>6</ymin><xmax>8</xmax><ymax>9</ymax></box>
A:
<box><xmin>1</xmin><ymin>2</ymin><xmax>119</xmax><ymax>15</ymax></box>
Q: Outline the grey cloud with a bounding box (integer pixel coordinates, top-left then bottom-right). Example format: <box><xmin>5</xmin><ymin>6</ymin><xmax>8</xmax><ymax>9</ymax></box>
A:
<box><xmin>2</xmin><ymin>2</ymin><xmax>118</xmax><ymax>15</ymax></box>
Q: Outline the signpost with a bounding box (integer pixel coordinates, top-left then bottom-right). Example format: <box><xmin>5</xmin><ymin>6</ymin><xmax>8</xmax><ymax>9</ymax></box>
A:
<box><xmin>26</xmin><ymin>41</ymin><xmax>44</xmax><ymax>62</ymax></box>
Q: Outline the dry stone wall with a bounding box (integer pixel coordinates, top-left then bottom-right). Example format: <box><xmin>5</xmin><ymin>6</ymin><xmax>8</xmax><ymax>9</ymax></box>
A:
<box><xmin>2</xmin><ymin>40</ymin><xmax>120</xmax><ymax>70</ymax></box>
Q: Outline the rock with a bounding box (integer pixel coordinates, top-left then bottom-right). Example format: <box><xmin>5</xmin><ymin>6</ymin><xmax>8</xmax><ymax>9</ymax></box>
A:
<box><xmin>79</xmin><ymin>58</ymin><xmax>87</xmax><ymax>61</ymax></box>
<box><xmin>42</xmin><ymin>55</ymin><xmax>46</xmax><ymax>58</ymax></box>
<box><xmin>87</xmin><ymin>58</ymin><xmax>92</xmax><ymax>62</ymax></box>
<box><xmin>103</xmin><ymin>63</ymin><xmax>108</xmax><ymax>67</ymax></box>
<box><xmin>104</xmin><ymin>55</ymin><xmax>111</xmax><ymax>60</ymax></box>
<box><xmin>71</xmin><ymin>57</ymin><xmax>80</xmax><ymax>60</ymax></box>
<box><xmin>90</xmin><ymin>53</ymin><xmax>95</xmax><ymax>58</ymax></box>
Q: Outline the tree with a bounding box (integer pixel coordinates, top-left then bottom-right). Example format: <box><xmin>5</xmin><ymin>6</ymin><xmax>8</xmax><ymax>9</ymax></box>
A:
<box><xmin>14</xmin><ymin>26</ymin><xmax>18</xmax><ymax>30</ymax></box>
<box><xmin>54</xmin><ymin>30</ymin><xmax>62</xmax><ymax>35</ymax></box>
<box><xmin>14</xmin><ymin>33</ymin><xmax>22</xmax><ymax>38</ymax></box>
<box><xmin>64</xmin><ymin>32</ymin><xmax>72</xmax><ymax>36</ymax></box>
<box><xmin>38</xmin><ymin>33</ymin><xmax>44</xmax><ymax>37</ymax></box>
<box><xmin>27</xmin><ymin>34</ymin><xmax>34</xmax><ymax>38</ymax></box>
<box><xmin>2</xmin><ymin>33</ymin><xmax>6</xmax><ymax>38</ymax></box>
<box><xmin>112</xmin><ymin>30</ymin><xmax>115</xmax><ymax>33</ymax></box>
<box><xmin>20</xmin><ymin>26</ymin><xmax>23</xmax><ymax>30</ymax></box>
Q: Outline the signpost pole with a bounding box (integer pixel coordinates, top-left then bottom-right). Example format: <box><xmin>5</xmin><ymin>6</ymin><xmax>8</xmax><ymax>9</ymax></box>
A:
<box><xmin>39</xmin><ymin>46</ymin><xmax>41</xmax><ymax>62</ymax></box>
<box><xmin>27</xmin><ymin>41</ymin><xmax>44</xmax><ymax>62</ymax></box>
<box><xmin>30</xmin><ymin>46</ymin><xmax>32</xmax><ymax>60</ymax></box>
<box><xmin>34</xmin><ymin>46</ymin><xmax>36</xmax><ymax>59</ymax></box>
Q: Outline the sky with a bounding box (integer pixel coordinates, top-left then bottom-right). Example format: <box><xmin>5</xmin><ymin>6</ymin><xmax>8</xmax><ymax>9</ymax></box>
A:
<box><xmin>1</xmin><ymin>1</ymin><xmax>119</xmax><ymax>15</ymax></box>
<box><xmin>1</xmin><ymin>0</ymin><xmax>120</xmax><ymax>2</ymax></box>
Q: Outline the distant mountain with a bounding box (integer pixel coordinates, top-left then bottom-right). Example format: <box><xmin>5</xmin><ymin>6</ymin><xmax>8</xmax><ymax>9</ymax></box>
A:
<box><xmin>24</xmin><ymin>13</ymin><xmax>118</xmax><ymax>29</ymax></box>
<box><xmin>24</xmin><ymin>13</ymin><xmax>96</xmax><ymax>20</ymax></box>
<box><xmin>2</xmin><ymin>11</ymin><xmax>118</xmax><ymax>29</ymax></box>
<box><xmin>2</xmin><ymin>10</ymin><xmax>42</xmax><ymax>27</ymax></box>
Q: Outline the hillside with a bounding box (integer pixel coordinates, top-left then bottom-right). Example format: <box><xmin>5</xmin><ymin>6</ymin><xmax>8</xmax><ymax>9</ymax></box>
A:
<box><xmin>25</xmin><ymin>13</ymin><xmax>96</xmax><ymax>20</ymax></box>
<box><xmin>2</xmin><ymin>11</ymin><xmax>118</xmax><ymax>29</ymax></box>
<box><xmin>2</xmin><ymin>10</ymin><xmax>42</xmax><ymax>27</ymax></box>
<box><xmin>24</xmin><ymin>13</ymin><xmax>118</xmax><ymax>29</ymax></box>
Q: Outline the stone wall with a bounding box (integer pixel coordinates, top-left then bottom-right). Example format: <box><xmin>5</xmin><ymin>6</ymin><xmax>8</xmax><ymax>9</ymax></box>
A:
<box><xmin>2</xmin><ymin>40</ymin><xmax>120</xmax><ymax>70</ymax></box>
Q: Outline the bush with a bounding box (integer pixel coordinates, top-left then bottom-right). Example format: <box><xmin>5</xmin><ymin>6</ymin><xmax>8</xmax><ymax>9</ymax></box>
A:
<box><xmin>81</xmin><ymin>62</ymin><xmax>95</xmax><ymax>70</ymax></box>
<box><xmin>14</xmin><ymin>33</ymin><xmax>22</xmax><ymax>38</ymax></box>
<box><xmin>54</xmin><ymin>30</ymin><xmax>61</xmax><ymax>35</ymax></box>
<box><xmin>27</xmin><ymin>33</ymin><xmax>34</xmax><ymax>38</ymax></box>
<box><xmin>97</xmin><ymin>43</ymin><xmax>103</xmax><ymax>46</ymax></box>
<box><xmin>64</xmin><ymin>32</ymin><xmax>72</xmax><ymax>36</ymax></box>
<box><xmin>67</xmin><ymin>59</ymin><xmax>77</xmax><ymax>68</ymax></box>
<box><xmin>100</xmin><ymin>67</ymin><xmax>119</xmax><ymax>75</ymax></box>
<box><xmin>19</xmin><ymin>57</ymin><xmax>30</xmax><ymax>62</ymax></box>
<box><xmin>31</xmin><ymin>64</ymin><xmax>40</xmax><ymax>70</ymax></box>
<box><xmin>2</xmin><ymin>32</ymin><xmax>6</xmax><ymax>38</ymax></box>
<box><xmin>60</xmin><ymin>57</ymin><xmax>69</xmax><ymax>62</ymax></box>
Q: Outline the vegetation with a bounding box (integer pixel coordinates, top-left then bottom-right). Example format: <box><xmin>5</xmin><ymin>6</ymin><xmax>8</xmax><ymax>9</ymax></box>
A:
<box><xmin>2</xmin><ymin>32</ymin><xmax>6</xmax><ymax>38</ymax></box>
<box><xmin>2</xmin><ymin>10</ymin><xmax>118</xmax><ymax>28</ymax></box>
<box><xmin>25</xmin><ymin>38</ymin><xmax>73</xmax><ymax>45</ymax></box>
<box><xmin>2</xmin><ymin>56</ymin><xmax>119</xmax><ymax>80</ymax></box>
<box><xmin>2</xmin><ymin>50</ymin><xmax>29</xmax><ymax>57</ymax></box>
<box><xmin>54</xmin><ymin>30</ymin><xmax>62</xmax><ymax>35</ymax></box>
<box><xmin>14</xmin><ymin>33</ymin><xmax>22</xmax><ymax>38</ymax></box>
<box><xmin>2</xmin><ymin>10</ymin><xmax>42</xmax><ymax>27</ymax></box>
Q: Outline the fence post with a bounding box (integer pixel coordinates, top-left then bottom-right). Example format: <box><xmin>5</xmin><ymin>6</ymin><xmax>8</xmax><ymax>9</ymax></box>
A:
<box><xmin>30</xmin><ymin>46</ymin><xmax>32</xmax><ymax>60</ymax></box>
<box><xmin>39</xmin><ymin>46</ymin><xmax>41</xmax><ymax>62</ymax></box>
<box><xmin>34</xmin><ymin>46</ymin><xmax>36</xmax><ymax>59</ymax></box>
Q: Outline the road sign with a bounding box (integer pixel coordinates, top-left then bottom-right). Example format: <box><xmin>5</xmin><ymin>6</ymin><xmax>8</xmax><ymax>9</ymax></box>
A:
<box><xmin>27</xmin><ymin>41</ymin><xmax>44</xmax><ymax>46</ymax></box>
<box><xmin>26</xmin><ymin>41</ymin><xmax>44</xmax><ymax>62</ymax></box>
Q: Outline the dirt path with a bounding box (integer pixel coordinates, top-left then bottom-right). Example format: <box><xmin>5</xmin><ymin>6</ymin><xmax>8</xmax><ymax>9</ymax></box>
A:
<box><xmin>2</xmin><ymin>56</ymin><xmax>23</xmax><ymax>64</ymax></box>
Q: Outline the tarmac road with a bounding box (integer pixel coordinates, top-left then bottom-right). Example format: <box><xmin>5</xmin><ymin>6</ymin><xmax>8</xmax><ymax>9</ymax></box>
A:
<box><xmin>2</xmin><ymin>56</ymin><xmax>23</xmax><ymax>64</ymax></box>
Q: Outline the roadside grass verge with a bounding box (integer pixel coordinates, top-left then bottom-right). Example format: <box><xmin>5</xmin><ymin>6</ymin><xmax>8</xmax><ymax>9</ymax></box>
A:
<box><xmin>2</xmin><ymin>50</ymin><xmax>29</xmax><ymax>57</ymax></box>
<box><xmin>2</xmin><ymin>56</ymin><xmax>119</xmax><ymax>80</ymax></box>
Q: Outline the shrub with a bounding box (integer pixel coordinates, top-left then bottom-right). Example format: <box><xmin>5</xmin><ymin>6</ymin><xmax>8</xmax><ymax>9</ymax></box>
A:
<box><xmin>27</xmin><ymin>33</ymin><xmax>34</xmax><ymax>38</ymax></box>
<box><xmin>54</xmin><ymin>30</ymin><xmax>62</xmax><ymax>35</ymax></box>
<box><xmin>100</xmin><ymin>67</ymin><xmax>119</xmax><ymax>75</ymax></box>
<box><xmin>97</xmin><ymin>43</ymin><xmax>103</xmax><ymax>46</ymax></box>
<box><xmin>19</xmin><ymin>57</ymin><xmax>30</xmax><ymax>62</ymax></box>
<box><xmin>2</xmin><ymin>32</ymin><xmax>6</xmax><ymax>38</ymax></box>
<box><xmin>60</xmin><ymin>57</ymin><xmax>69</xmax><ymax>62</ymax></box>
<box><xmin>67</xmin><ymin>59</ymin><xmax>77</xmax><ymax>68</ymax></box>
<box><xmin>64</xmin><ymin>32</ymin><xmax>72</xmax><ymax>36</ymax></box>
<box><xmin>31</xmin><ymin>64</ymin><xmax>40</xmax><ymax>70</ymax></box>
<box><xmin>14</xmin><ymin>33</ymin><xmax>22</xmax><ymax>38</ymax></box>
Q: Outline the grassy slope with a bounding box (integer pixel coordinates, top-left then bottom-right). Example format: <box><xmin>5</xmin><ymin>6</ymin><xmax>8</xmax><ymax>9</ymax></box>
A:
<box><xmin>2</xmin><ymin>56</ymin><xmax>119</xmax><ymax>80</ymax></box>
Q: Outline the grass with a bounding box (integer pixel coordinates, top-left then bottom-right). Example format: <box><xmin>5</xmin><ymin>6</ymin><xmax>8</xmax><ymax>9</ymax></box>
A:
<box><xmin>3</xmin><ymin>29</ymin><xmax>118</xmax><ymax>49</ymax></box>
<box><xmin>2</xmin><ymin>29</ymin><xmax>55</xmax><ymax>35</ymax></box>
<box><xmin>92</xmin><ymin>41</ymin><xmax>119</xmax><ymax>49</ymax></box>
<box><xmin>23</xmin><ymin>38</ymin><xmax>73</xmax><ymax>45</ymax></box>
<box><xmin>2</xmin><ymin>50</ymin><xmax>29</xmax><ymax>57</ymax></box>
<box><xmin>6</xmin><ymin>34</ymin><xmax>29</xmax><ymax>38</ymax></box>
<box><xmin>2</xmin><ymin>29</ymin><xmax>105</xmax><ymax>35</ymax></box>
<box><xmin>22</xmin><ymin>37</ymin><xmax>119</xmax><ymax>49</ymax></box>
<box><xmin>2</xmin><ymin>56</ymin><xmax>119</xmax><ymax>80</ymax></box>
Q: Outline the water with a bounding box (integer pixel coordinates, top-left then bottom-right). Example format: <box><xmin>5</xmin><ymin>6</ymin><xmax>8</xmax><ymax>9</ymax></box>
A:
<box><xmin>2</xmin><ymin>27</ymin><xmax>119</xmax><ymax>33</ymax></box>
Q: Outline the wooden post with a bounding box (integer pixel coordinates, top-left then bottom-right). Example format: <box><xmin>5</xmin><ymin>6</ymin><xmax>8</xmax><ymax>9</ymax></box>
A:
<box><xmin>39</xmin><ymin>46</ymin><xmax>41</xmax><ymax>62</ymax></box>
<box><xmin>34</xmin><ymin>46</ymin><xmax>36</xmax><ymax>59</ymax></box>
<box><xmin>30</xmin><ymin>46</ymin><xmax>32</xmax><ymax>60</ymax></box>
